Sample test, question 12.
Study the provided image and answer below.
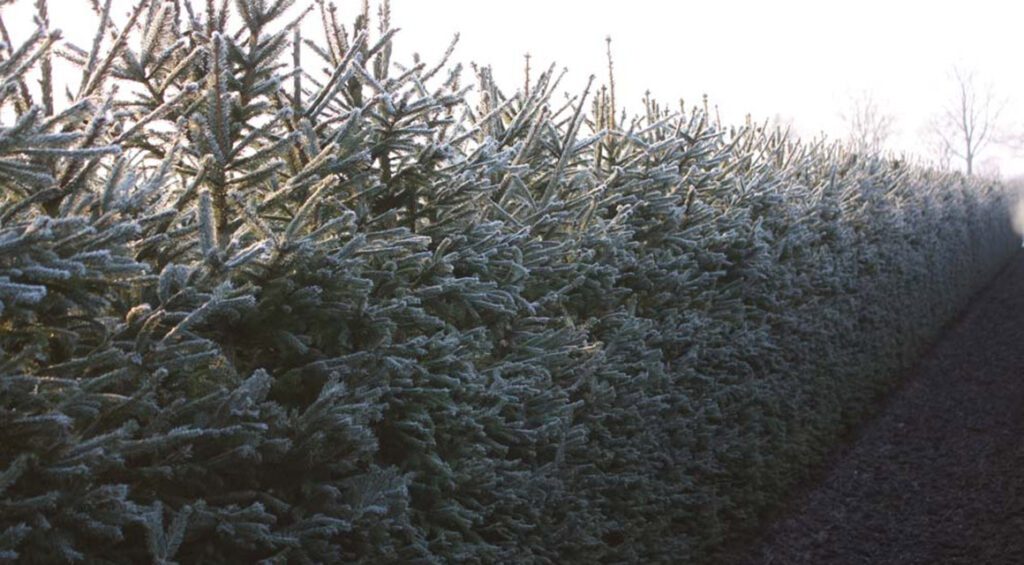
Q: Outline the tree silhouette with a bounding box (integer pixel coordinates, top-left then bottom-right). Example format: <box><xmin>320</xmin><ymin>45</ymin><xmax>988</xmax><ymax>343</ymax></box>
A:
<box><xmin>930</xmin><ymin>67</ymin><xmax>1003</xmax><ymax>176</ymax></box>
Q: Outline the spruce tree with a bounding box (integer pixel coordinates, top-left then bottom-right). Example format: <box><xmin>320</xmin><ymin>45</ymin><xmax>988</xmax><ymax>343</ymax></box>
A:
<box><xmin>0</xmin><ymin>0</ymin><xmax>1018</xmax><ymax>562</ymax></box>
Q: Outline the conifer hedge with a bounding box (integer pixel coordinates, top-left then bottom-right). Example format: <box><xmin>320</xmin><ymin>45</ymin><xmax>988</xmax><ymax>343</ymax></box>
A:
<box><xmin>0</xmin><ymin>0</ymin><xmax>1018</xmax><ymax>562</ymax></box>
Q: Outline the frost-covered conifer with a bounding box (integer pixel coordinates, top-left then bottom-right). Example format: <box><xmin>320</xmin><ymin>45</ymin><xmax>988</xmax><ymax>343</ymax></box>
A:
<box><xmin>0</xmin><ymin>0</ymin><xmax>1018</xmax><ymax>562</ymax></box>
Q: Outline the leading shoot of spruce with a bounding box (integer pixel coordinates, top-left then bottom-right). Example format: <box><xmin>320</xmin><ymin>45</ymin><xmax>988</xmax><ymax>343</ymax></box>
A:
<box><xmin>0</xmin><ymin>0</ymin><xmax>1018</xmax><ymax>563</ymax></box>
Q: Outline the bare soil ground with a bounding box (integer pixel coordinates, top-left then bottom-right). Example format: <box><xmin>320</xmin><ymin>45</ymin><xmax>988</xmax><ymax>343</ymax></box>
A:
<box><xmin>732</xmin><ymin>252</ymin><xmax>1024</xmax><ymax>565</ymax></box>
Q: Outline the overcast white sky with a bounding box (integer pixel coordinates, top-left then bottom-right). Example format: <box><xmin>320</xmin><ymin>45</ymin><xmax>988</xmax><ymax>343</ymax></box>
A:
<box><xmin>387</xmin><ymin>0</ymin><xmax>1024</xmax><ymax>176</ymax></box>
<box><xmin>7</xmin><ymin>0</ymin><xmax>1024</xmax><ymax>176</ymax></box>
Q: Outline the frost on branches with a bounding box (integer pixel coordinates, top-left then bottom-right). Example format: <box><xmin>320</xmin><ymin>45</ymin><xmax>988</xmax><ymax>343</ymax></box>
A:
<box><xmin>0</xmin><ymin>0</ymin><xmax>1017</xmax><ymax>563</ymax></box>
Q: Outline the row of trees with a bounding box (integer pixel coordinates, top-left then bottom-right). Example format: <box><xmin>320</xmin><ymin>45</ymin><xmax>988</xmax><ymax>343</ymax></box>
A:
<box><xmin>841</xmin><ymin>67</ymin><xmax>1006</xmax><ymax>176</ymax></box>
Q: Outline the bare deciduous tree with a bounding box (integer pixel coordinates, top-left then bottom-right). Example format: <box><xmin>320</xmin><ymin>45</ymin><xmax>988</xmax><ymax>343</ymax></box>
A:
<box><xmin>840</xmin><ymin>91</ymin><xmax>895</xmax><ymax>154</ymax></box>
<box><xmin>929</xmin><ymin>67</ymin><xmax>1003</xmax><ymax>176</ymax></box>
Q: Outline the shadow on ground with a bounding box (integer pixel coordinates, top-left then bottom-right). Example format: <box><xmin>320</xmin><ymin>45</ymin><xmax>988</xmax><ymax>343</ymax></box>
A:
<box><xmin>733</xmin><ymin>252</ymin><xmax>1024</xmax><ymax>565</ymax></box>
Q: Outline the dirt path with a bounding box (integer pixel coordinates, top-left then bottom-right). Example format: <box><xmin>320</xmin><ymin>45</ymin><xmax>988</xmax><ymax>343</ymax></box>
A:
<box><xmin>734</xmin><ymin>252</ymin><xmax>1024</xmax><ymax>565</ymax></box>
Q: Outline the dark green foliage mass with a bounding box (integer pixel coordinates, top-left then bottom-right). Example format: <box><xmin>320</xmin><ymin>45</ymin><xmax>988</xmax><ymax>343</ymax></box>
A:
<box><xmin>0</xmin><ymin>0</ymin><xmax>1018</xmax><ymax>562</ymax></box>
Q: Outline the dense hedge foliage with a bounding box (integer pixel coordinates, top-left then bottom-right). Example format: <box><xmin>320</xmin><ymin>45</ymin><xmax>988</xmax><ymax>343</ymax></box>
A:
<box><xmin>0</xmin><ymin>0</ymin><xmax>1018</xmax><ymax>562</ymax></box>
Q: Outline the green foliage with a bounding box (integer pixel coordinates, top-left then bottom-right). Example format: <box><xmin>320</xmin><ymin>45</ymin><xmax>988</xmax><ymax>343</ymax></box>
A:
<box><xmin>0</xmin><ymin>0</ymin><xmax>1018</xmax><ymax>562</ymax></box>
